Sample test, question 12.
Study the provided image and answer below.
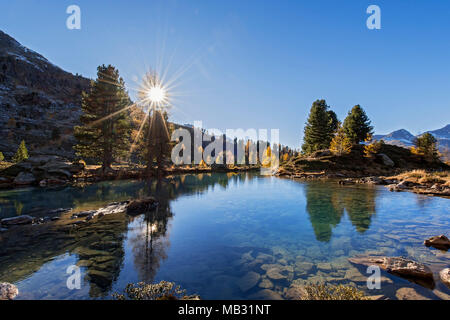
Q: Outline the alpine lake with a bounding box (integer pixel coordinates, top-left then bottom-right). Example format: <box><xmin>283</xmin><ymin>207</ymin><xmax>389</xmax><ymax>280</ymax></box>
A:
<box><xmin>0</xmin><ymin>172</ymin><xmax>449</xmax><ymax>300</ymax></box>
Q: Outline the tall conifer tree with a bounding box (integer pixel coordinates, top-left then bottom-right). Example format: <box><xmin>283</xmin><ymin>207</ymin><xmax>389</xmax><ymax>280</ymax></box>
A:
<box><xmin>302</xmin><ymin>99</ymin><xmax>338</xmax><ymax>154</ymax></box>
<box><xmin>74</xmin><ymin>65</ymin><xmax>132</xmax><ymax>170</ymax></box>
<box><xmin>342</xmin><ymin>105</ymin><xmax>373</xmax><ymax>144</ymax></box>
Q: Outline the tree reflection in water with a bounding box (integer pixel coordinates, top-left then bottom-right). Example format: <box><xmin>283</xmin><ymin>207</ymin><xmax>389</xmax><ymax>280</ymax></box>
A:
<box><xmin>305</xmin><ymin>182</ymin><xmax>377</xmax><ymax>242</ymax></box>
<box><xmin>129</xmin><ymin>179</ymin><xmax>173</xmax><ymax>283</ymax></box>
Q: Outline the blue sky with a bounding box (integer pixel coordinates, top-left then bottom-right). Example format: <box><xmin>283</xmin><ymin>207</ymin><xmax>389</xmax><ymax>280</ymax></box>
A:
<box><xmin>1</xmin><ymin>0</ymin><xmax>449</xmax><ymax>148</ymax></box>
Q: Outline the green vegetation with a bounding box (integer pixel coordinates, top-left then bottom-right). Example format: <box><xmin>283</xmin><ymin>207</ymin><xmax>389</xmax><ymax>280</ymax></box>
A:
<box><xmin>411</xmin><ymin>132</ymin><xmax>439</xmax><ymax>161</ymax></box>
<box><xmin>342</xmin><ymin>105</ymin><xmax>373</xmax><ymax>144</ymax></box>
<box><xmin>113</xmin><ymin>281</ymin><xmax>198</xmax><ymax>300</ymax></box>
<box><xmin>12</xmin><ymin>140</ymin><xmax>29</xmax><ymax>163</ymax></box>
<box><xmin>74</xmin><ymin>65</ymin><xmax>132</xmax><ymax>171</ymax></box>
<box><xmin>302</xmin><ymin>100</ymin><xmax>338</xmax><ymax>154</ymax></box>
<box><xmin>302</xmin><ymin>101</ymin><xmax>373</xmax><ymax>155</ymax></box>
<box><xmin>300</xmin><ymin>284</ymin><xmax>369</xmax><ymax>300</ymax></box>
<box><xmin>0</xmin><ymin>151</ymin><xmax>4</xmax><ymax>162</ymax></box>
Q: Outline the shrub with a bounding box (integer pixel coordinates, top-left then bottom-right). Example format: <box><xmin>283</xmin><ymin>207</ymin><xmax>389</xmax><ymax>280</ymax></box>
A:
<box><xmin>330</xmin><ymin>124</ymin><xmax>352</xmax><ymax>156</ymax></box>
<box><xmin>113</xmin><ymin>281</ymin><xmax>198</xmax><ymax>300</ymax></box>
<box><xmin>363</xmin><ymin>134</ymin><xmax>382</xmax><ymax>158</ymax></box>
<box><xmin>0</xmin><ymin>151</ymin><xmax>4</xmax><ymax>162</ymax></box>
<box><xmin>12</xmin><ymin>140</ymin><xmax>29</xmax><ymax>163</ymax></box>
<box><xmin>412</xmin><ymin>133</ymin><xmax>439</xmax><ymax>161</ymax></box>
<box><xmin>300</xmin><ymin>284</ymin><xmax>369</xmax><ymax>300</ymax></box>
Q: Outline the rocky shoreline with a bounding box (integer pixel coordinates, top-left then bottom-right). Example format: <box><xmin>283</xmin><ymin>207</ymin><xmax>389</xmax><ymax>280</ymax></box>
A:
<box><xmin>0</xmin><ymin>155</ymin><xmax>260</xmax><ymax>190</ymax></box>
<box><xmin>0</xmin><ymin>198</ymin><xmax>158</xmax><ymax>231</ymax></box>
<box><xmin>276</xmin><ymin>172</ymin><xmax>450</xmax><ymax>198</ymax></box>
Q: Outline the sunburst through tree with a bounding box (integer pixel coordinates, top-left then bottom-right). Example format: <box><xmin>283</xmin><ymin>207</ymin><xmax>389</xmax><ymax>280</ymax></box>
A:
<box><xmin>136</xmin><ymin>71</ymin><xmax>172</xmax><ymax>175</ymax></box>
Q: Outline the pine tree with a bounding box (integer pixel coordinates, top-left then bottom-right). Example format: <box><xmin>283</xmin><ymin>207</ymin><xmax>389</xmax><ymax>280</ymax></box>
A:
<box><xmin>74</xmin><ymin>65</ymin><xmax>132</xmax><ymax>170</ymax></box>
<box><xmin>330</xmin><ymin>124</ymin><xmax>352</xmax><ymax>156</ymax></box>
<box><xmin>342</xmin><ymin>105</ymin><xmax>373</xmax><ymax>144</ymax></box>
<box><xmin>302</xmin><ymin>100</ymin><xmax>338</xmax><ymax>154</ymax></box>
<box><xmin>12</xmin><ymin>140</ymin><xmax>29</xmax><ymax>163</ymax></box>
<box><xmin>145</xmin><ymin>109</ymin><xmax>171</xmax><ymax>173</ymax></box>
<box><xmin>0</xmin><ymin>151</ymin><xmax>4</xmax><ymax>162</ymax></box>
<box><xmin>411</xmin><ymin>133</ymin><xmax>439</xmax><ymax>161</ymax></box>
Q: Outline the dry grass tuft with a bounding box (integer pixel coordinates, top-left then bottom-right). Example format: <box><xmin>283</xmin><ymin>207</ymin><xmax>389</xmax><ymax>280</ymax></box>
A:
<box><xmin>388</xmin><ymin>170</ymin><xmax>449</xmax><ymax>186</ymax></box>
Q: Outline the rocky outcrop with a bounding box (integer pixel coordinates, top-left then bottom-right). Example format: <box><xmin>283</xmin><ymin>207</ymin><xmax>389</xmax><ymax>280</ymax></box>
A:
<box><xmin>71</xmin><ymin>199</ymin><xmax>160</xmax><ymax>224</ymax></box>
<box><xmin>348</xmin><ymin>256</ymin><xmax>434</xmax><ymax>286</ymax></box>
<box><xmin>0</xmin><ymin>155</ymin><xmax>84</xmax><ymax>186</ymax></box>
<box><xmin>424</xmin><ymin>235</ymin><xmax>450</xmax><ymax>251</ymax></box>
<box><xmin>0</xmin><ymin>30</ymin><xmax>90</xmax><ymax>159</ymax></box>
<box><xmin>1</xmin><ymin>215</ymin><xmax>34</xmax><ymax>226</ymax></box>
<box><xmin>72</xmin><ymin>201</ymin><xmax>130</xmax><ymax>222</ymax></box>
<box><xmin>13</xmin><ymin>171</ymin><xmax>36</xmax><ymax>185</ymax></box>
<box><xmin>0</xmin><ymin>283</ymin><xmax>18</xmax><ymax>300</ymax></box>
<box><xmin>377</xmin><ymin>153</ymin><xmax>395</xmax><ymax>167</ymax></box>
<box><xmin>439</xmin><ymin>268</ymin><xmax>450</xmax><ymax>288</ymax></box>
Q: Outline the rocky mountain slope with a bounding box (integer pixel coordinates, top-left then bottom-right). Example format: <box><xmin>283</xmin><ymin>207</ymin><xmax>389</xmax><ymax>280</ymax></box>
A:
<box><xmin>374</xmin><ymin>125</ymin><xmax>450</xmax><ymax>154</ymax></box>
<box><xmin>0</xmin><ymin>30</ymin><xmax>90</xmax><ymax>159</ymax></box>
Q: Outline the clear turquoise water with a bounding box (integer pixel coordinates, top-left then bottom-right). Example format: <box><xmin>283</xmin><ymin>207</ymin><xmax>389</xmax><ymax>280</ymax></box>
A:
<box><xmin>0</xmin><ymin>172</ymin><xmax>449</xmax><ymax>300</ymax></box>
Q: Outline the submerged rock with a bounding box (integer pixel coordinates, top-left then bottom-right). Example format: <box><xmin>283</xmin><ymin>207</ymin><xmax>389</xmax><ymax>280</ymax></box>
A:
<box><xmin>0</xmin><ymin>283</ymin><xmax>19</xmax><ymax>300</ymax></box>
<box><xmin>439</xmin><ymin>268</ymin><xmax>450</xmax><ymax>288</ymax></box>
<box><xmin>424</xmin><ymin>235</ymin><xmax>450</xmax><ymax>251</ymax></box>
<box><xmin>294</xmin><ymin>261</ymin><xmax>314</xmax><ymax>275</ymax></box>
<box><xmin>285</xmin><ymin>284</ymin><xmax>307</xmax><ymax>300</ymax></box>
<box><xmin>258</xmin><ymin>278</ymin><xmax>274</xmax><ymax>289</ymax></box>
<box><xmin>248</xmin><ymin>289</ymin><xmax>283</xmax><ymax>300</ymax></box>
<box><xmin>348</xmin><ymin>256</ymin><xmax>434</xmax><ymax>286</ymax></box>
<box><xmin>126</xmin><ymin>198</ymin><xmax>158</xmax><ymax>216</ymax></box>
<box><xmin>1</xmin><ymin>215</ymin><xmax>34</xmax><ymax>226</ymax></box>
<box><xmin>238</xmin><ymin>272</ymin><xmax>261</xmax><ymax>292</ymax></box>
<box><xmin>395</xmin><ymin>287</ymin><xmax>430</xmax><ymax>300</ymax></box>
<box><xmin>266</xmin><ymin>268</ymin><xmax>286</xmax><ymax>280</ymax></box>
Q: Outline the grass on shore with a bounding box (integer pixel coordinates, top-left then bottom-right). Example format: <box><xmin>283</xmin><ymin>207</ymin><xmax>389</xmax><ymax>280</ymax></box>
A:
<box><xmin>387</xmin><ymin>170</ymin><xmax>450</xmax><ymax>186</ymax></box>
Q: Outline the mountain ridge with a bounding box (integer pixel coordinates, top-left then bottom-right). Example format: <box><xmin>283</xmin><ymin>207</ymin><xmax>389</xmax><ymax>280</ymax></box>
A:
<box><xmin>374</xmin><ymin>125</ymin><xmax>450</xmax><ymax>159</ymax></box>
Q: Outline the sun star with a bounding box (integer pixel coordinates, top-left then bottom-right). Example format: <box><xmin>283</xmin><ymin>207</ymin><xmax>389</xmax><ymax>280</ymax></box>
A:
<box><xmin>147</xmin><ymin>85</ymin><xmax>166</xmax><ymax>104</ymax></box>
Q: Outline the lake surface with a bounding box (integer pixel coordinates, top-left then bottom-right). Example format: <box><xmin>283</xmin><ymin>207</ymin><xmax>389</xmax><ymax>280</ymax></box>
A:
<box><xmin>0</xmin><ymin>172</ymin><xmax>449</xmax><ymax>300</ymax></box>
